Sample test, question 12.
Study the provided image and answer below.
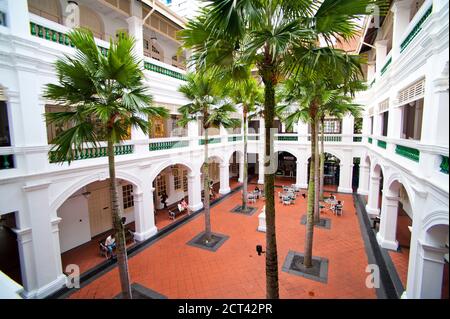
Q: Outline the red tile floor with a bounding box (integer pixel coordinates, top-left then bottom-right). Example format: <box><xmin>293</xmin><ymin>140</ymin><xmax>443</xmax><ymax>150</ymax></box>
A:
<box><xmin>68</xmin><ymin>185</ymin><xmax>376</xmax><ymax>299</ymax></box>
<box><xmin>62</xmin><ymin>180</ymin><xmax>243</xmax><ymax>275</ymax></box>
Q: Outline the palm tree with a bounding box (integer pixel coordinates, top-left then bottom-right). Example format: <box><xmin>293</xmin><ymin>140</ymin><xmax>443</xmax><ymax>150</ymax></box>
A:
<box><xmin>226</xmin><ymin>76</ymin><xmax>263</xmax><ymax>213</ymax></box>
<box><xmin>44</xmin><ymin>29</ymin><xmax>168</xmax><ymax>299</ymax></box>
<box><xmin>283</xmin><ymin>50</ymin><xmax>366</xmax><ymax>267</ymax></box>
<box><xmin>318</xmin><ymin>87</ymin><xmax>365</xmax><ymax>201</ymax></box>
<box><xmin>180</xmin><ymin>0</ymin><xmax>387</xmax><ymax>298</ymax></box>
<box><xmin>178</xmin><ymin>71</ymin><xmax>240</xmax><ymax>243</ymax></box>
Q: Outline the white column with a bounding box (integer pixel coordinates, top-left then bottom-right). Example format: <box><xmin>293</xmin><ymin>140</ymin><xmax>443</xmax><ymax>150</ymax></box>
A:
<box><xmin>238</xmin><ymin>155</ymin><xmax>244</xmax><ymax>183</ymax></box>
<box><xmin>367</xmin><ymin>62</ymin><xmax>376</xmax><ymax>83</ymax></box>
<box><xmin>21</xmin><ymin>182</ymin><xmax>66</xmax><ymax>298</ymax></box>
<box><xmin>257</xmin><ymin>153</ymin><xmax>265</xmax><ymax>185</ymax></box>
<box><xmin>375</xmin><ymin>40</ymin><xmax>388</xmax><ymax>80</ymax></box>
<box><xmin>341</xmin><ymin>115</ymin><xmax>354</xmax><ymax>143</ymax></box>
<box><xmin>296</xmin><ymin>160</ymin><xmax>308</xmax><ymax>189</ymax></box>
<box><xmin>297</xmin><ymin>120</ymin><xmax>308</xmax><ymax>143</ymax></box>
<box><xmin>133</xmin><ymin>187</ymin><xmax>157</xmax><ymax>241</ymax></box>
<box><xmin>366</xmin><ymin>176</ymin><xmax>381</xmax><ymax>216</ymax></box>
<box><xmin>220</xmin><ymin>124</ymin><xmax>228</xmax><ymax>144</ymax></box>
<box><xmin>188</xmin><ymin>120</ymin><xmax>199</xmax><ymax>148</ymax></box>
<box><xmin>12</xmin><ymin>227</ymin><xmax>35</xmax><ymax>297</ymax></box>
<box><xmin>376</xmin><ymin>193</ymin><xmax>400</xmax><ymax>250</ymax></box>
<box><xmin>357</xmin><ymin>164</ymin><xmax>370</xmax><ymax>195</ymax></box>
<box><xmin>5</xmin><ymin>0</ymin><xmax>30</xmax><ymax>37</ymax></box>
<box><xmin>391</xmin><ymin>0</ymin><xmax>414</xmax><ymax>60</ymax></box>
<box><xmin>412</xmin><ymin>240</ymin><xmax>448</xmax><ymax>298</ymax></box>
<box><xmin>219</xmin><ymin>162</ymin><xmax>231</xmax><ymax>195</ymax></box>
<box><xmin>188</xmin><ymin>172</ymin><xmax>203</xmax><ymax>211</ymax></box>
<box><xmin>338</xmin><ymin>150</ymin><xmax>353</xmax><ymax>193</ymax></box>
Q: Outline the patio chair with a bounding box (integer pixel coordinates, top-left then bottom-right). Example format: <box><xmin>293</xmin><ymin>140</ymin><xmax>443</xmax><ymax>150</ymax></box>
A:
<box><xmin>99</xmin><ymin>241</ymin><xmax>109</xmax><ymax>258</ymax></box>
<box><xmin>282</xmin><ymin>196</ymin><xmax>291</xmax><ymax>205</ymax></box>
<box><xmin>248</xmin><ymin>194</ymin><xmax>257</xmax><ymax>204</ymax></box>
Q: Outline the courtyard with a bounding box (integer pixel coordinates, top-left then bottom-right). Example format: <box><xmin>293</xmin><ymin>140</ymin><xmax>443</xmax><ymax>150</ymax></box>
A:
<box><xmin>65</xmin><ymin>186</ymin><xmax>376</xmax><ymax>299</ymax></box>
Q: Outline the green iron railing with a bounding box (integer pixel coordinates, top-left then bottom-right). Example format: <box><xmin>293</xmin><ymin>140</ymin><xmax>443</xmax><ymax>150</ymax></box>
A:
<box><xmin>368</xmin><ymin>137</ymin><xmax>373</xmax><ymax>144</ymax></box>
<box><xmin>369</xmin><ymin>79</ymin><xmax>376</xmax><ymax>88</ymax></box>
<box><xmin>353</xmin><ymin>136</ymin><xmax>363</xmax><ymax>142</ymax></box>
<box><xmin>276</xmin><ymin>135</ymin><xmax>298</xmax><ymax>142</ymax></box>
<box><xmin>248</xmin><ymin>135</ymin><xmax>259</xmax><ymax>141</ymax></box>
<box><xmin>0</xmin><ymin>11</ymin><xmax>6</xmax><ymax>27</ymax></box>
<box><xmin>400</xmin><ymin>5</ymin><xmax>433</xmax><ymax>53</ymax></box>
<box><xmin>30</xmin><ymin>22</ymin><xmax>109</xmax><ymax>56</ymax></box>
<box><xmin>228</xmin><ymin>136</ymin><xmax>243</xmax><ymax>142</ymax></box>
<box><xmin>0</xmin><ymin>154</ymin><xmax>14</xmax><ymax>170</ymax></box>
<box><xmin>49</xmin><ymin>145</ymin><xmax>133</xmax><ymax>163</ymax></box>
<box><xmin>308</xmin><ymin>135</ymin><xmax>342</xmax><ymax>142</ymax></box>
<box><xmin>395</xmin><ymin>145</ymin><xmax>420</xmax><ymax>162</ymax></box>
<box><xmin>144</xmin><ymin>61</ymin><xmax>187</xmax><ymax>81</ymax></box>
<box><xmin>440</xmin><ymin>156</ymin><xmax>449</xmax><ymax>174</ymax></box>
<box><xmin>377</xmin><ymin>140</ymin><xmax>387</xmax><ymax>149</ymax></box>
<box><xmin>149</xmin><ymin>140</ymin><xmax>189</xmax><ymax>151</ymax></box>
<box><xmin>199</xmin><ymin>138</ymin><xmax>221</xmax><ymax>145</ymax></box>
<box><xmin>381</xmin><ymin>57</ymin><xmax>392</xmax><ymax>76</ymax></box>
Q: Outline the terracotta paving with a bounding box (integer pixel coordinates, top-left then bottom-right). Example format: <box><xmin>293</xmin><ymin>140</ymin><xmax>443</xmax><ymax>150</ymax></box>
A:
<box><xmin>68</xmin><ymin>185</ymin><xmax>376</xmax><ymax>299</ymax></box>
<box><xmin>388</xmin><ymin>249</ymin><xmax>409</xmax><ymax>288</ymax></box>
<box><xmin>62</xmin><ymin>180</ymin><xmax>243</xmax><ymax>275</ymax></box>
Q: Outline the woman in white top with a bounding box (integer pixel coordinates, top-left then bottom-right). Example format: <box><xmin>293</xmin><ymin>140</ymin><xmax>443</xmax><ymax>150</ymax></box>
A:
<box><xmin>105</xmin><ymin>234</ymin><xmax>116</xmax><ymax>258</ymax></box>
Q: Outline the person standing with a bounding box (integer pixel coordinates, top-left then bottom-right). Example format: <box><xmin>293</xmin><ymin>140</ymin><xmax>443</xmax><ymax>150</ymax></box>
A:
<box><xmin>161</xmin><ymin>191</ymin><xmax>168</xmax><ymax>209</ymax></box>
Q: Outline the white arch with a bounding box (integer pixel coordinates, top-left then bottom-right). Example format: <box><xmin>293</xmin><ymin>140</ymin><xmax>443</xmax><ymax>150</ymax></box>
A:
<box><xmin>422</xmin><ymin>210</ymin><xmax>450</xmax><ymax>233</ymax></box>
<box><xmin>385</xmin><ymin>172</ymin><xmax>417</xmax><ymax>212</ymax></box>
<box><xmin>304</xmin><ymin>149</ymin><xmax>343</xmax><ymax>164</ymax></box>
<box><xmin>227</xmin><ymin>149</ymin><xmax>244</xmax><ymax>163</ymax></box>
<box><xmin>51</xmin><ymin>170</ymin><xmax>144</xmax><ymax>211</ymax></box>
<box><xmin>149</xmin><ymin>159</ymin><xmax>196</xmax><ymax>182</ymax></box>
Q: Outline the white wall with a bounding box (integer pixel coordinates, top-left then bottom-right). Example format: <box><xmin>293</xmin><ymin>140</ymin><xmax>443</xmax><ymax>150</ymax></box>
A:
<box><xmin>57</xmin><ymin>193</ymin><xmax>90</xmax><ymax>253</ymax></box>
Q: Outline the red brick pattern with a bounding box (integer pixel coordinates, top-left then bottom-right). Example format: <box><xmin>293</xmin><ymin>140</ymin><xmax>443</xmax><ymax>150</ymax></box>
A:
<box><xmin>68</xmin><ymin>188</ymin><xmax>376</xmax><ymax>299</ymax></box>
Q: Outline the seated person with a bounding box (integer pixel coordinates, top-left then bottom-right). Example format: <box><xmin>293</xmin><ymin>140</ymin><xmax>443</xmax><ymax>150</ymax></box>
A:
<box><xmin>180</xmin><ymin>198</ymin><xmax>190</xmax><ymax>215</ymax></box>
<box><xmin>105</xmin><ymin>233</ymin><xmax>116</xmax><ymax>259</ymax></box>
<box><xmin>334</xmin><ymin>200</ymin><xmax>343</xmax><ymax>215</ymax></box>
<box><xmin>254</xmin><ymin>186</ymin><xmax>261</xmax><ymax>198</ymax></box>
<box><xmin>329</xmin><ymin>193</ymin><xmax>336</xmax><ymax>201</ymax></box>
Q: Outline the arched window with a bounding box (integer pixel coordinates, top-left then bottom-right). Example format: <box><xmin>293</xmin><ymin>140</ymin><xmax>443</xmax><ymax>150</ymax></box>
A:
<box><xmin>28</xmin><ymin>0</ymin><xmax>62</xmax><ymax>23</ymax></box>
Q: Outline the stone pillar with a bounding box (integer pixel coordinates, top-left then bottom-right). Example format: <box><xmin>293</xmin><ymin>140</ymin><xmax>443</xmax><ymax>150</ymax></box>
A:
<box><xmin>357</xmin><ymin>164</ymin><xmax>370</xmax><ymax>196</ymax></box>
<box><xmin>297</xmin><ymin>120</ymin><xmax>308</xmax><ymax>143</ymax></box>
<box><xmin>238</xmin><ymin>155</ymin><xmax>245</xmax><ymax>183</ymax></box>
<box><xmin>375</xmin><ymin>40</ymin><xmax>389</xmax><ymax>80</ymax></box>
<box><xmin>376</xmin><ymin>193</ymin><xmax>400</xmax><ymax>250</ymax></box>
<box><xmin>257</xmin><ymin>153</ymin><xmax>265</xmax><ymax>185</ymax></box>
<box><xmin>338</xmin><ymin>150</ymin><xmax>354</xmax><ymax>193</ymax></box>
<box><xmin>366</xmin><ymin>176</ymin><xmax>381</xmax><ymax>217</ymax></box>
<box><xmin>188</xmin><ymin>120</ymin><xmax>200</xmax><ymax>149</ymax></box>
<box><xmin>133</xmin><ymin>187</ymin><xmax>157</xmax><ymax>241</ymax></box>
<box><xmin>5</xmin><ymin>0</ymin><xmax>30</xmax><ymax>37</ymax></box>
<box><xmin>296</xmin><ymin>160</ymin><xmax>308</xmax><ymax>189</ymax></box>
<box><xmin>12</xmin><ymin>227</ymin><xmax>35</xmax><ymax>297</ymax></box>
<box><xmin>220</xmin><ymin>124</ymin><xmax>228</xmax><ymax>145</ymax></box>
<box><xmin>391</xmin><ymin>0</ymin><xmax>414</xmax><ymax>60</ymax></box>
<box><xmin>188</xmin><ymin>172</ymin><xmax>203</xmax><ymax>211</ymax></box>
<box><xmin>367</xmin><ymin>62</ymin><xmax>376</xmax><ymax>83</ymax></box>
<box><xmin>412</xmin><ymin>240</ymin><xmax>448</xmax><ymax>298</ymax></box>
<box><xmin>341</xmin><ymin>115</ymin><xmax>354</xmax><ymax>143</ymax></box>
<box><xmin>219</xmin><ymin>162</ymin><xmax>231</xmax><ymax>195</ymax></box>
<box><xmin>20</xmin><ymin>182</ymin><xmax>66</xmax><ymax>298</ymax></box>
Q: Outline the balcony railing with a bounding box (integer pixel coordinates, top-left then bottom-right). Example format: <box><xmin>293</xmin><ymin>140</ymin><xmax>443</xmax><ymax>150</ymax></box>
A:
<box><xmin>377</xmin><ymin>140</ymin><xmax>387</xmax><ymax>149</ymax></box>
<box><xmin>308</xmin><ymin>135</ymin><xmax>343</xmax><ymax>142</ymax></box>
<box><xmin>49</xmin><ymin>144</ymin><xmax>133</xmax><ymax>163</ymax></box>
<box><xmin>29</xmin><ymin>14</ymin><xmax>110</xmax><ymax>55</ymax></box>
<box><xmin>400</xmin><ymin>4</ymin><xmax>433</xmax><ymax>53</ymax></box>
<box><xmin>395</xmin><ymin>144</ymin><xmax>420</xmax><ymax>162</ymax></box>
<box><xmin>353</xmin><ymin>136</ymin><xmax>363</xmax><ymax>142</ymax></box>
<box><xmin>0</xmin><ymin>154</ymin><xmax>14</xmax><ymax>170</ymax></box>
<box><xmin>380</xmin><ymin>56</ymin><xmax>392</xmax><ymax>76</ymax></box>
<box><xmin>149</xmin><ymin>140</ymin><xmax>189</xmax><ymax>151</ymax></box>
<box><xmin>199</xmin><ymin>137</ymin><xmax>221</xmax><ymax>145</ymax></box>
<box><xmin>228</xmin><ymin>135</ymin><xmax>243</xmax><ymax>142</ymax></box>
<box><xmin>368</xmin><ymin>137</ymin><xmax>373</xmax><ymax>144</ymax></box>
<box><xmin>440</xmin><ymin>156</ymin><xmax>449</xmax><ymax>174</ymax></box>
<box><xmin>276</xmin><ymin>134</ymin><xmax>298</xmax><ymax>142</ymax></box>
<box><xmin>248</xmin><ymin>135</ymin><xmax>260</xmax><ymax>141</ymax></box>
<box><xmin>0</xmin><ymin>11</ymin><xmax>6</xmax><ymax>27</ymax></box>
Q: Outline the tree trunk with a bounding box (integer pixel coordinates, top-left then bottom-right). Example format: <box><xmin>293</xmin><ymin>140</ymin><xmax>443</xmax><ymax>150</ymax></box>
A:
<box><xmin>263</xmin><ymin>72</ymin><xmax>279</xmax><ymax>299</ymax></box>
<box><xmin>107</xmin><ymin>139</ymin><xmax>132</xmax><ymax>299</ymax></box>
<box><xmin>242</xmin><ymin>109</ymin><xmax>248</xmax><ymax>212</ymax></box>
<box><xmin>314</xmin><ymin>116</ymin><xmax>320</xmax><ymax>224</ymax></box>
<box><xmin>203</xmin><ymin>127</ymin><xmax>212</xmax><ymax>242</ymax></box>
<box><xmin>319</xmin><ymin>117</ymin><xmax>325</xmax><ymax>201</ymax></box>
<box><xmin>304</xmin><ymin>110</ymin><xmax>317</xmax><ymax>268</ymax></box>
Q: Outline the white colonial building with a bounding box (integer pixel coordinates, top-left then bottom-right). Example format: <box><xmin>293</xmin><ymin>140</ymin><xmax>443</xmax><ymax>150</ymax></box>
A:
<box><xmin>0</xmin><ymin>0</ymin><xmax>448</xmax><ymax>299</ymax></box>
